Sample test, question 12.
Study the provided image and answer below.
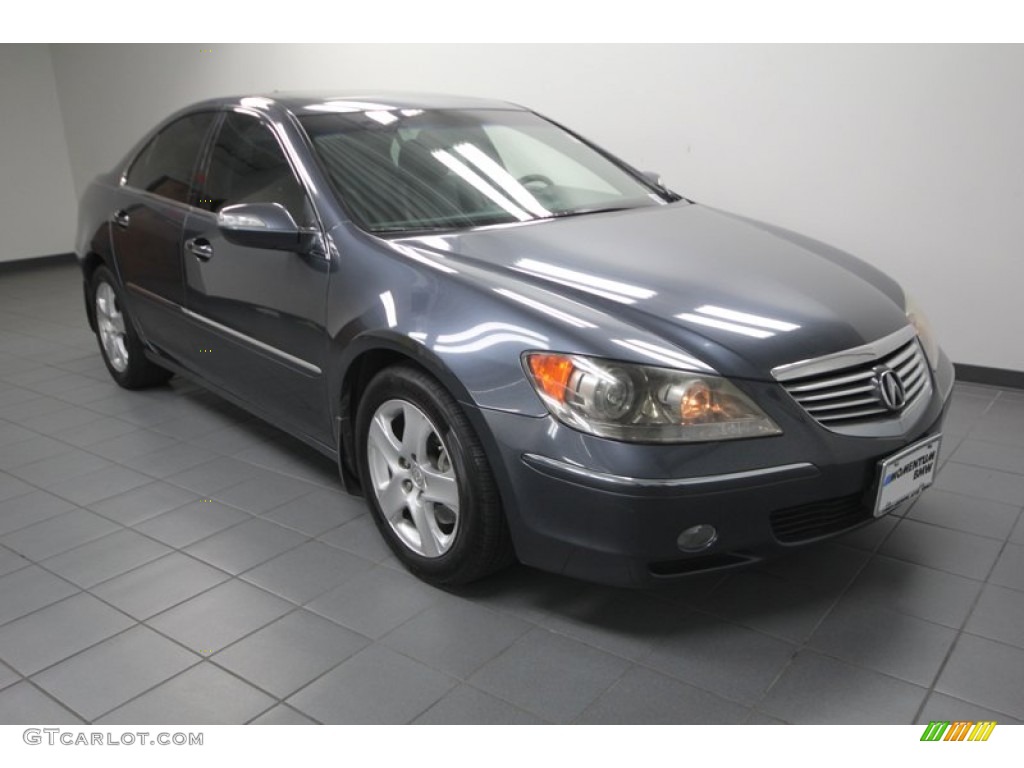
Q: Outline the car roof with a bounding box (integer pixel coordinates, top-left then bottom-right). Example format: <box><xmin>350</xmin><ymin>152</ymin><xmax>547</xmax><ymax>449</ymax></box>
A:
<box><xmin>187</xmin><ymin>91</ymin><xmax>527</xmax><ymax>116</ymax></box>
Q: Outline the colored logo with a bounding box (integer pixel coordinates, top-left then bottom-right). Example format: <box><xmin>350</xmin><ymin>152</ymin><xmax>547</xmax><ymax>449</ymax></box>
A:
<box><xmin>920</xmin><ymin>721</ymin><xmax>997</xmax><ymax>742</ymax></box>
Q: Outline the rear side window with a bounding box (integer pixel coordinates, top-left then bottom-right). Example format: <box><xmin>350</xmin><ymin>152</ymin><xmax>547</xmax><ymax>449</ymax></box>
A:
<box><xmin>198</xmin><ymin>112</ymin><xmax>315</xmax><ymax>227</ymax></box>
<box><xmin>125</xmin><ymin>112</ymin><xmax>216</xmax><ymax>204</ymax></box>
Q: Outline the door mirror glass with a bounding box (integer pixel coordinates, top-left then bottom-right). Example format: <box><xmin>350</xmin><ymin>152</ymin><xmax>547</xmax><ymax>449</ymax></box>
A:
<box><xmin>217</xmin><ymin>202</ymin><xmax>302</xmax><ymax>250</ymax></box>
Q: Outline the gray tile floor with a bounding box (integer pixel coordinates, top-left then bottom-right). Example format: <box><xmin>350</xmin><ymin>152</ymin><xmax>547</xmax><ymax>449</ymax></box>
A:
<box><xmin>1</xmin><ymin>260</ymin><xmax>1023</xmax><ymax>725</ymax></box>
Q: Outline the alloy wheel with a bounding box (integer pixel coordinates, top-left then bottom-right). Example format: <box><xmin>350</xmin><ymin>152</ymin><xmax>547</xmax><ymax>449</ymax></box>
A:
<box><xmin>95</xmin><ymin>281</ymin><xmax>129</xmax><ymax>373</ymax></box>
<box><xmin>366</xmin><ymin>398</ymin><xmax>460</xmax><ymax>558</ymax></box>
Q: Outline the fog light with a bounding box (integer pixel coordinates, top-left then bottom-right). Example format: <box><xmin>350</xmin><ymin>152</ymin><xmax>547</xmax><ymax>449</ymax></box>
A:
<box><xmin>677</xmin><ymin>524</ymin><xmax>718</xmax><ymax>552</ymax></box>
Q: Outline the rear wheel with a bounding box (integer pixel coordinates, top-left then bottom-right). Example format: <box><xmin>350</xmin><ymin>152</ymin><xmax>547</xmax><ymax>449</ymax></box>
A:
<box><xmin>355</xmin><ymin>365</ymin><xmax>513</xmax><ymax>585</ymax></box>
<box><xmin>90</xmin><ymin>266</ymin><xmax>172</xmax><ymax>389</ymax></box>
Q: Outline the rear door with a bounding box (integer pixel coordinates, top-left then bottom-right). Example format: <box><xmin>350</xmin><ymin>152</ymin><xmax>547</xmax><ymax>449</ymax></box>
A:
<box><xmin>181</xmin><ymin>110</ymin><xmax>330</xmax><ymax>443</ymax></box>
<box><xmin>110</xmin><ymin>111</ymin><xmax>218</xmax><ymax>364</ymax></box>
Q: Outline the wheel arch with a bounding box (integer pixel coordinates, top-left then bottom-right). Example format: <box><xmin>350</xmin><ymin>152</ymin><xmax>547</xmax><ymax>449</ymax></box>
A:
<box><xmin>335</xmin><ymin>331</ymin><xmax>493</xmax><ymax>496</ymax></box>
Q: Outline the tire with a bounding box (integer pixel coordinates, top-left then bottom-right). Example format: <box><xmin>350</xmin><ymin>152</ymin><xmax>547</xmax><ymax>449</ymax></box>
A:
<box><xmin>89</xmin><ymin>266</ymin><xmax>173</xmax><ymax>389</ymax></box>
<box><xmin>355</xmin><ymin>364</ymin><xmax>514</xmax><ymax>586</ymax></box>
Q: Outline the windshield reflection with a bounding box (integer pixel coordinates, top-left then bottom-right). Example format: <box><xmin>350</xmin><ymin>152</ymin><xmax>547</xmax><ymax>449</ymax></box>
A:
<box><xmin>513</xmin><ymin>258</ymin><xmax>656</xmax><ymax>305</ymax></box>
<box><xmin>432</xmin><ymin>322</ymin><xmax>549</xmax><ymax>354</ymax></box>
<box><xmin>300</xmin><ymin>107</ymin><xmax>674</xmax><ymax>235</ymax></box>
<box><xmin>676</xmin><ymin>305</ymin><xmax>801</xmax><ymax>339</ymax></box>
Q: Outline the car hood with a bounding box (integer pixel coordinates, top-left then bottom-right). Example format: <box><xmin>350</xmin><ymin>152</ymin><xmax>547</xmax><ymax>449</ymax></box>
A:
<box><xmin>395</xmin><ymin>203</ymin><xmax>910</xmax><ymax>379</ymax></box>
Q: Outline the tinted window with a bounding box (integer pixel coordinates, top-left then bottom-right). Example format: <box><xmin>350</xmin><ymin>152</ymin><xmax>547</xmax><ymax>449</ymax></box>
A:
<box><xmin>300</xmin><ymin>109</ymin><xmax>670</xmax><ymax>234</ymax></box>
<box><xmin>125</xmin><ymin>112</ymin><xmax>216</xmax><ymax>204</ymax></box>
<box><xmin>199</xmin><ymin>112</ymin><xmax>314</xmax><ymax>227</ymax></box>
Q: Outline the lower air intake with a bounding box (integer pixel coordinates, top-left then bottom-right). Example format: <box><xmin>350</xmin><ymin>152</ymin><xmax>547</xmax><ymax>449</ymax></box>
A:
<box><xmin>769</xmin><ymin>494</ymin><xmax>870</xmax><ymax>543</ymax></box>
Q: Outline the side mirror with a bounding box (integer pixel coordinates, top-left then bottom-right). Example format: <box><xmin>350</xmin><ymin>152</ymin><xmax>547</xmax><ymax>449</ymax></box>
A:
<box><xmin>217</xmin><ymin>202</ymin><xmax>303</xmax><ymax>251</ymax></box>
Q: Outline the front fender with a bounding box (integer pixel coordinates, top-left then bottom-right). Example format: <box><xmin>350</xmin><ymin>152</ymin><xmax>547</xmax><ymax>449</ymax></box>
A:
<box><xmin>324</xmin><ymin>221</ymin><xmax>725</xmax><ymax>421</ymax></box>
<box><xmin>324</xmin><ymin>224</ymin><xmax>558</xmax><ymax>419</ymax></box>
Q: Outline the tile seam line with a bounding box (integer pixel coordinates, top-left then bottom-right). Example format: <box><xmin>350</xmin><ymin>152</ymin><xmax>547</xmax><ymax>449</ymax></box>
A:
<box><xmin>910</xmin><ymin>502</ymin><xmax>1024</xmax><ymax>724</ymax></box>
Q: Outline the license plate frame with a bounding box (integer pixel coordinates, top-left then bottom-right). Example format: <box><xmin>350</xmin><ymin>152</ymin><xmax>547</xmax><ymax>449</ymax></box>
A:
<box><xmin>873</xmin><ymin>434</ymin><xmax>942</xmax><ymax>517</ymax></box>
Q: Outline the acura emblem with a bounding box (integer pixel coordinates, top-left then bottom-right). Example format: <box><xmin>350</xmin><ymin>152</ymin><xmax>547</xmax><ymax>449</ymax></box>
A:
<box><xmin>874</xmin><ymin>367</ymin><xmax>906</xmax><ymax>412</ymax></box>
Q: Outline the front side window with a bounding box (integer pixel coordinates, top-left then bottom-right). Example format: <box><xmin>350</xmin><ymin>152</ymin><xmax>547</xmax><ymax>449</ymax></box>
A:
<box><xmin>300</xmin><ymin>108</ymin><xmax>672</xmax><ymax>234</ymax></box>
<box><xmin>125</xmin><ymin>112</ymin><xmax>216</xmax><ymax>204</ymax></box>
<box><xmin>198</xmin><ymin>112</ymin><xmax>315</xmax><ymax>227</ymax></box>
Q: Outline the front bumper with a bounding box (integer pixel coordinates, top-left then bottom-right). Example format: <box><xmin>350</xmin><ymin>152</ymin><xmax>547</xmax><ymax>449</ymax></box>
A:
<box><xmin>470</xmin><ymin>350</ymin><xmax>954</xmax><ymax>587</ymax></box>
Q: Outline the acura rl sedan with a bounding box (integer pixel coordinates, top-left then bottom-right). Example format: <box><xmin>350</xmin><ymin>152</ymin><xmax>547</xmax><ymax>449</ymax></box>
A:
<box><xmin>75</xmin><ymin>92</ymin><xmax>954</xmax><ymax>587</ymax></box>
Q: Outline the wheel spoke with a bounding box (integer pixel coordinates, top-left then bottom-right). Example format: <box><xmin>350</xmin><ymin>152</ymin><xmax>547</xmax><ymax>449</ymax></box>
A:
<box><xmin>376</xmin><ymin>476</ymin><xmax>408</xmax><ymax>522</ymax></box>
<box><xmin>368</xmin><ymin>412</ymin><xmax>403</xmax><ymax>470</ymax></box>
<box><xmin>409</xmin><ymin>500</ymin><xmax>442</xmax><ymax>557</ymax></box>
<box><xmin>96</xmin><ymin>288</ymin><xmax>111</xmax><ymax>320</ymax></box>
<box><xmin>110</xmin><ymin>311</ymin><xmax>126</xmax><ymax>335</ymax></box>
<box><xmin>401</xmin><ymin>402</ymin><xmax>433</xmax><ymax>459</ymax></box>
<box><xmin>421</xmin><ymin>467</ymin><xmax>458</xmax><ymax>509</ymax></box>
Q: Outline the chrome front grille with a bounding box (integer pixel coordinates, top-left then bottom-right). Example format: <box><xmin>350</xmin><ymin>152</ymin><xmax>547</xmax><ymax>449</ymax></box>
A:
<box><xmin>772</xmin><ymin>326</ymin><xmax>933</xmax><ymax>434</ymax></box>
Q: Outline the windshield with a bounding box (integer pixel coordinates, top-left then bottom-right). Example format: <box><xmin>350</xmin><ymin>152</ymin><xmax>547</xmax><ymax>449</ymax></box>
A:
<box><xmin>299</xmin><ymin>108</ymin><xmax>672</xmax><ymax>234</ymax></box>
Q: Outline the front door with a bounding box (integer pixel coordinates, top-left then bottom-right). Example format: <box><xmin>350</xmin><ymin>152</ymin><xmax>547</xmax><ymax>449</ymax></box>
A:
<box><xmin>181</xmin><ymin>110</ymin><xmax>330</xmax><ymax>444</ymax></box>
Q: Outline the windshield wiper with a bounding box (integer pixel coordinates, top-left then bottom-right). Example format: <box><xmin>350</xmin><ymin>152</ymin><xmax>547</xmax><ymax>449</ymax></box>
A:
<box><xmin>548</xmin><ymin>206</ymin><xmax>636</xmax><ymax>219</ymax></box>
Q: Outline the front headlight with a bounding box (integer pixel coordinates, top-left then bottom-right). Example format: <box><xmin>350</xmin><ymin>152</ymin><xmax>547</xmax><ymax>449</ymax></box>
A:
<box><xmin>904</xmin><ymin>293</ymin><xmax>940</xmax><ymax>370</ymax></box>
<box><xmin>523</xmin><ymin>352</ymin><xmax>782</xmax><ymax>443</ymax></box>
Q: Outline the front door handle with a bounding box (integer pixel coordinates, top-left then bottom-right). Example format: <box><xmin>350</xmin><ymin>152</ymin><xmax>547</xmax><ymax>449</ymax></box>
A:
<box><xmin>185</xmin><ymin>237</ymin><xmax>214</xmax><ymax>261</ymax></box>
<box><xmin>112</xmin><ymin>209</ymin><xmax>130</xmax><ymax>229</ymax></box>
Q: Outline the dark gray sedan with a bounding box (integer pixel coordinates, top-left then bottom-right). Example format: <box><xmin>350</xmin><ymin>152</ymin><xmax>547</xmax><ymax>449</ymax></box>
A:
<box><xmin>75</xmin><ymin>92</ymin><xmax>954</xmax><ymax>587</ymax></box>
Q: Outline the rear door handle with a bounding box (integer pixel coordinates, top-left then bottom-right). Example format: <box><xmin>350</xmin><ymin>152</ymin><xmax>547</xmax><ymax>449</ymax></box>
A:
<box><xmin>112</xmin><ymin>209</ymin><xmax>130</xmax><ymax>228</ymax></box>
<box><xmin>185</xmin><ymin>237</ymin><xmax>213</xmax><ymax>261</ymax></box>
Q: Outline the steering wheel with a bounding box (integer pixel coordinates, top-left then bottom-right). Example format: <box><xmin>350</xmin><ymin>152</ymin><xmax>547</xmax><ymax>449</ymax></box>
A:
<box><xmin>518</xmin><ymin>174</ymin><xmax>555</xmax><ymax>192</ymax></box>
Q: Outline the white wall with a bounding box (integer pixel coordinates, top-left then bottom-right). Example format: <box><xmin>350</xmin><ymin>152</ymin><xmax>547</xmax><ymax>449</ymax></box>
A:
<box><xmin>48</xmin><ymin>44</ymin><xmax>1024</xmax><ymax>372</ymax></box>
<box><xmin>0</xmin><ymin>44</ymin><xmax>77</xmax><ymax>262</ymax></box>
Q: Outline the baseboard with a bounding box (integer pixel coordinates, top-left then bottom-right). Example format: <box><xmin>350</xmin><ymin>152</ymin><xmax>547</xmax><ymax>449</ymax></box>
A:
<box><xmin>954</xmin><ymin>363</ymin><xmax>1024</xmax><ymax>391</ymax></box>
<box><xmin>0</xmin><ymin>253</ymin><xmax>76</xmax><ymax>273</ymax></box>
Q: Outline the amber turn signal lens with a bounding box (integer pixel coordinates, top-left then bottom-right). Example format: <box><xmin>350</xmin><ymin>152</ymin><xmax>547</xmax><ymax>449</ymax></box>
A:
<box><xmin>527</xmin><ymin>354</ymin><xmax>575</xmax><ymax>402</ymax></box>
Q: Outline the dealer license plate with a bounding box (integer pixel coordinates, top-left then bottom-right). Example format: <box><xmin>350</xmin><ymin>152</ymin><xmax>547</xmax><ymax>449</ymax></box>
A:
<box><xmin>873</xmin><ymin>435</ymin><xmax>942</xmax><ymax>517</ymax></box>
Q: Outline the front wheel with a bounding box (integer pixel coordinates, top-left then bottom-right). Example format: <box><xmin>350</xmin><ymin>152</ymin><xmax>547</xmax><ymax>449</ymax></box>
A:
<box><xmin>90</xmin><ymin>266</ymin><xmax>172</xmax><ymax>389</ymax></box>
<box><xmin>355</xmin><ymin>365</ymin><xmax>513</xmax><ymax>585</ymax></box>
